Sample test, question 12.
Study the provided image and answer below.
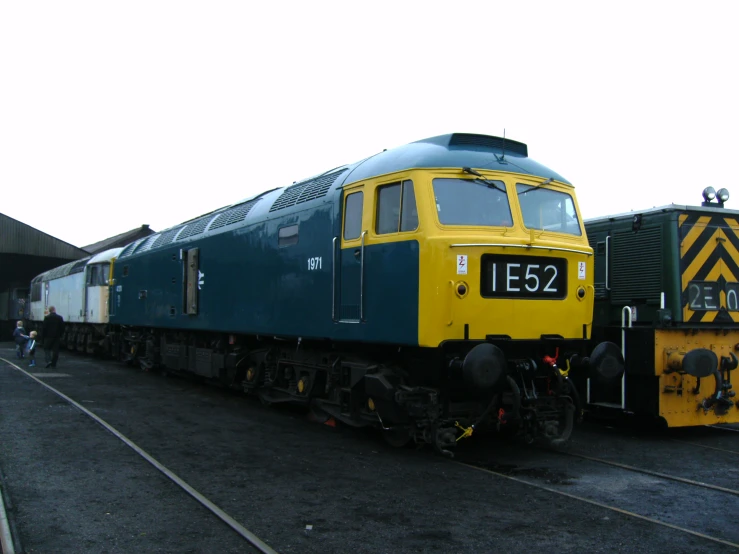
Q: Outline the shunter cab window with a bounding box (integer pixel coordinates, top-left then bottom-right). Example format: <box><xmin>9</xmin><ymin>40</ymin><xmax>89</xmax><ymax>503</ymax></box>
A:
<box><xmin>432</xmin><ymin>178</ymin><xmax>512</xmax><ymax>226</ymax></box>
<box><xmin>344</xmin><ymin>191</ymin><xmax>363</xmax><ymax>240</ymax></box>
<box><xmin>516</xmin><ymin>184</ymin><xmax>582</xmax><ymax>236</ymax></box>
<box><xmin>376</xmin><ymin>180</ymin><xmax>418</xmax><ymax>234</ymax></box>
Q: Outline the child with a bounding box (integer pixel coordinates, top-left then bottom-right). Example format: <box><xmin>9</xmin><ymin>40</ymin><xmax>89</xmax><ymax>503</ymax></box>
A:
<box><xmin>12</xmin><ymin>321</ymin><xmax>28</xmax><ymax>359</ymax></box>
<box><xmin>25</xmin><ymin>331</ymin><xmax>38</xmax><ymax>367</ymax></box>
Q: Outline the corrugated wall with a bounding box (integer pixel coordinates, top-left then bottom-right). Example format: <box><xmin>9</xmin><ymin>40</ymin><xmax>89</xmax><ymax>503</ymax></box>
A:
<box><xmin>0</xmin><ymin>213</ymin><xmax>88</xmax><ymax>259</ymax></box>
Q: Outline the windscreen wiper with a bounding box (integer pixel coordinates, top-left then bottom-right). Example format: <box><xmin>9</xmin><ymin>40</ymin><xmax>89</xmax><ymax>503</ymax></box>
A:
<box><xmin>461</xmin><ymin>167</ymin><xmax>506</xmax><ymax>193</ymax></box>
<box><xmin>517</xmin><ymin>177</ymin><xmax>554</xmax><ymax>195</ymax></box>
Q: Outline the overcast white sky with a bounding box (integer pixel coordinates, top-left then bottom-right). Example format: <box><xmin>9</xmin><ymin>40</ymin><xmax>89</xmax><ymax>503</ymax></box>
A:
<box><xmin>1</xmin><ymin>1</ymin><xmax>737</xmax><ymax>248</ymax></box>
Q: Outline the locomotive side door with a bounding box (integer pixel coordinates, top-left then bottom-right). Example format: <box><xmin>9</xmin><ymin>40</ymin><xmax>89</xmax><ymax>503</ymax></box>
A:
<box><xmin>337</xmin><ymin>185</ymin><xmax>366</xmax><ymax>323</ymax></box>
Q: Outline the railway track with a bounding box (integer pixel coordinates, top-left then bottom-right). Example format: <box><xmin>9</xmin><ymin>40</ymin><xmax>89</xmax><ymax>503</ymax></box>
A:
<box><xmin>456</xmin><ymin>427</ymin><xmax>739</xmax><ymax>550</ymax></box>
<box><xmin>552</xmin><ymin>449</ymin><xmax>739</xmax><ymax>496</ymax></box>
<box><xmin>581</xmin><ymin>418</ymin><xmax>739</xmax><ymax>457</ymax></box>
<box><xmin>708</xmin><ymin>424</ymin><xmax>739</xmax><ymax>433</ymax></box>
<box><xmin>4</xmin><ymin>345</ymin><xmax>739</xmax><ymax>553</ymax></box>
<box><xmin>670</xmin><ymin>438</ymin><xmax>739</xmax><ymax>455</ymax></box>
<box><xmin>458</xmin><ymin>457</ymin><xmax>739</xmax><ymax>549</ymax></box>
<box><xmin>0</xmin><ymin>356</ymin><xmax>279</xmax><ymax>554</ymax></box>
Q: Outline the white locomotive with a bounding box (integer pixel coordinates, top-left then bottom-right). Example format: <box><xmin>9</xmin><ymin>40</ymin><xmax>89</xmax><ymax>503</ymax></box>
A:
<box><xmin>28</xmin><ymin>247</ymin><xmax>123</xmax><ymax>353</ymax></box>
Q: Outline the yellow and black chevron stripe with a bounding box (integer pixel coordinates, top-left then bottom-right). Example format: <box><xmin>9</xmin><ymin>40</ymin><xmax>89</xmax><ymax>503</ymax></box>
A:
<box><xmin>679</xmin><ymin>213</ymin><xmax>739</xmax><ymax>323</ymax></box>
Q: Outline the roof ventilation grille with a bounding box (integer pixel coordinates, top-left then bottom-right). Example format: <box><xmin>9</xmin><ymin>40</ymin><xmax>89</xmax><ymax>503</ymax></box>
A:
<box><xmin>269</xmin><ymin>168</ymin><xmax>348</xmax><ymax>212</ymax></box>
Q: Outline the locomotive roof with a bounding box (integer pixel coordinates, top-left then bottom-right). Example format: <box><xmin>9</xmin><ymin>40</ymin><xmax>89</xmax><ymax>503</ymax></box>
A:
<box><xmin>30</xmin><ymin>248</ymin><xmax>122</xmax><ymax>283</ymax></box>
<box><xmin>117</xmin><ymin>133</ymin><xmax>571</xmax><ymax>260</ymax></box>
<box><xmin>339</xmin><ymin>133</ymin><xmax>571</xmax><ymax>186</ymax></box>
<box><xmin>32</xmin><ymin>255</ymin><xmax>92</xmax><ymax>283</ymax></box>
<box><xmin>584</xmin><ymin>203</ymin><xmax>739</xmax><ymax>224</ymax></box>
<box><xmin>87</xmin><ymin>247</ymin><xmax>125</xmax><ymax>264</ymax></box>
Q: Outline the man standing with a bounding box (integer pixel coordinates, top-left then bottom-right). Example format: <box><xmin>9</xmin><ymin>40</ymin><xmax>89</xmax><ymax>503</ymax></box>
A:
<box><xmin>43</xmin><ymin>306</ymin><xmax>64</xmax><ymax>368</ymax></box>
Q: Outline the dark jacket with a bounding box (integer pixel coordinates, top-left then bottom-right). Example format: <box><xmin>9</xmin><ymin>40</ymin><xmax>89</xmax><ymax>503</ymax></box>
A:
<box><xmin>12</xmin><ymin>327</ymin><xmax>28</xmax><ymax>346</ymax></box>
<box><xmin>43</xmin><ymin>312</ymin><xmax>64</xmax><ymax>340</ymax></box>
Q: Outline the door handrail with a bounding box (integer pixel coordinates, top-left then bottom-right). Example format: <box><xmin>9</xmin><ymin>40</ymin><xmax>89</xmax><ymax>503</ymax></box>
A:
<box><xmin>332</xmin><ymin>237</ymin><xmax>337</xmax><ymax>322</ymax></box>
<box><xmin>605</xmin><ymin>236</ymin><xmax>611</xmax><ymax>291</ymax></box>
<box><xmin>360</xmin><ymin>231</ymin><xmax>366</xmax><ymax>321</ymax></box>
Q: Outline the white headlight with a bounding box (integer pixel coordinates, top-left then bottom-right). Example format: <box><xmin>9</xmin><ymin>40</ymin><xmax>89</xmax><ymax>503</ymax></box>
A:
<box><xmin>718</xmin><ymin>188</ymin><xmax>730</xmax><ymax>203</ymax></box>
<box><xmin>703</xmin><ymin>186</ymin><xmax>717</xmax><ymax>202</ymax></box>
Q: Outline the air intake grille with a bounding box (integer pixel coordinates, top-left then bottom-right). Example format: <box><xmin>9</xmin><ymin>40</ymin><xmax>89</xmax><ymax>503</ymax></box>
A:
<box><xmin>152</xmin><ymin>227</ymin><xmax>183</xmax><ymax>249</ymax></box>
<box><xmin>134</xmin><ymin>234</ymin><xmax>159</xmax><ymax>253</ymax></box>
<box><xmin>119</xmin><ymin>238</ymin><xmax>146</xmax><ymax>258</ymax></box>
<box><xmin>448</xmin><ymin>134</ymin><xmax>528</xmax><ymax>157</ymax></box>
<box><xmin>70</xmin><ymin>258</ymin><xmax>89</xmax><ymax>274</ymax></box>
<box><xmin>269</xmin><ymin>168</ymin><xmax>348</xmax><ymax>212</ymax></box>
<box><xmin>208</xmin><ymin>198</ymin><xmax>260</xmax><ymax>231</ymax></box>
<box><xmin>611</xmin><ymin>227</ymin><xmax>663</xmax><ymax>304</ymax></box>
<box><xmin>178</xmin><ymin>217</ymin><xmax>210</xmax><ymax>240</ymax></box>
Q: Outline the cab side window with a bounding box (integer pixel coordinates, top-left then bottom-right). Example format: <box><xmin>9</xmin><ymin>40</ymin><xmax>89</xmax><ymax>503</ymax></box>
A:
<box><xmin>344</xmin><ymin>192</ymin><xmax>363</xmax><ymax>240</ymax></box>
<box><xmin>376</xmin><ymin>180</ymin><xmax>418</xmax><ymax>234</ymax></box>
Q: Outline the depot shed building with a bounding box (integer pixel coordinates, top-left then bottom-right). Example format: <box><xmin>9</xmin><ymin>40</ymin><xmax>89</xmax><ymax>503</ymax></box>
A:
<box><xmin>0</xmin><ymin>213</ymin><xmax>90</xmax><ymax>339</ymax></box>
<box><xmin>0</xmin><ymin>214</ymin><xmax>156</xmax><ymax>340</ymax></box>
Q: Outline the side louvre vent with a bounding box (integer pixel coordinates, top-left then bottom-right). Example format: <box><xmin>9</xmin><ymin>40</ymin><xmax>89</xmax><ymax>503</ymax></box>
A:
<box><xmin>611</xmin><ymin>227</ymin><xmax>663</xmax><ymax>304</ymax></box>
<box><xmin>134</xmin><ymin>234</ymin><xmax>159</xmax><ymax>253</ymax></box>
<box><xmin>69</xmin><ymin>258</ymin><xmax>89</xmax><ymax>274</ymax></box>
<box><xmin>118</xmin><ymin>243</ymin><xmax>136</xmax><ymax>259</ymax></box>
<box><xmin>208</xmin><ymin>198</ymin><xmax>260</xmax><ymax>231</ymax></box>
<box><xmin>594</xmin><ymin>282</ymin><xmax>607</xmax><ymax>298</ymax></box>
<box><xmin>119</xmin><ymin>237</ymin><xmax>147</xmax><ymax>259</ymax></box>
<box><xmin>269</xmin><ymin>168</ymin><xmax>348</xmax><ymax>212</ymax></box>
<box><xmin>152</xmin><ymin>227</ymin><xmax>184</xmax><ymax>249</ymax></box>
<box><xmin>178</xmin><ymin>217</ymin><xmax>210</xmax><ymax>240</ymax></box>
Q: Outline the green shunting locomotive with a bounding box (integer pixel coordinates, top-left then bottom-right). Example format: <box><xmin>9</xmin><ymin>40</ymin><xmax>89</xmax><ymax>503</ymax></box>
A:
<box><xmin>576</xmin><ymin>187</ymin><xmax>739</xmax><ymax>427</ymax></box>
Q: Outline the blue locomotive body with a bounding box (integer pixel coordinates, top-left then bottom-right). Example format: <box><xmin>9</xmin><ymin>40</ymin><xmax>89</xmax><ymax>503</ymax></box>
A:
<box><xmin>45</xmin><ymin>133</ymin><xmax>605</xmax><ymax>454</ymax></box>
<box><xmin>111</xmin><ymin>187</ymin><xmax>420</xmax><ymax>345</ymax></box>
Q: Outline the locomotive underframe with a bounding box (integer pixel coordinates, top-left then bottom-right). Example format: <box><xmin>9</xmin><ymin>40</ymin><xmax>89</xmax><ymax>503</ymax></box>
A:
<box><xmin>107</xmin><ymin>326</ymin><xmax>585</xmax><ymax>455</ymax></box>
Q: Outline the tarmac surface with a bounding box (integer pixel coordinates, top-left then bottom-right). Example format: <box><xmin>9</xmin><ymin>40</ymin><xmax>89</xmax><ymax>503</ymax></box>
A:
<box><xmin>1</xmin><ymin>342</ymin><xmax>738</xmax><ymax>553</ymax></box>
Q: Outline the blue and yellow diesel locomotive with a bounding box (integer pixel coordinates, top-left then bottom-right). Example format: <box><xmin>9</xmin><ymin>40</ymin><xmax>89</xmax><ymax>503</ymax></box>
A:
<box><xmin>579</xmin><ymin>187</ymin><xmax>739</xmax><ymax>427</ymax></box>
<box><xmin>105</xmin><ymin>133</ymin><xmax>610</xmax><ymax>454</ymax></box>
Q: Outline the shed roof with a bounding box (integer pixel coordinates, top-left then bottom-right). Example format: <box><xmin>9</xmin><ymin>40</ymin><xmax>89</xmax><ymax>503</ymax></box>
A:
<box><xmin>0</xmin><ymin>213</ymin><xmax>90</xmax><ymax>259</ymax></box>
<box><xmin>81</xmin><ymin>224</ymin><xmax>156</xmax><ymax>255</ymax></box>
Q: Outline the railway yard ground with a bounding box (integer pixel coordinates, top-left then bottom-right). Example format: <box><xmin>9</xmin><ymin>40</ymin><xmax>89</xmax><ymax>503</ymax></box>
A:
<box><xmin>1</xmin><ymin>342</ymin><xmax>739</xmax><ymax>554</ymax></box>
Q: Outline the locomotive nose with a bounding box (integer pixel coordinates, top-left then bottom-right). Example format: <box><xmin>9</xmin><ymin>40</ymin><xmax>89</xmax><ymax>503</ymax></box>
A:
<box><xmin>461</xmin><ymin>343</ymin><xmax>507</xmax><ymax>391</ymax></box>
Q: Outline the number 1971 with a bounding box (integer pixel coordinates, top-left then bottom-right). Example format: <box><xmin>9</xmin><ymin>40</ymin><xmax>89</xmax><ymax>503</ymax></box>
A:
<box><xmin>307</xmin><ymin>257</ymin><xmax>322</xmax><ymax>270</ymax></box>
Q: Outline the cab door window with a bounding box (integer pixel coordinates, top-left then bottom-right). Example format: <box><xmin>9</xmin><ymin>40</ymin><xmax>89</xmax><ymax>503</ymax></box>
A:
<box><xmin>376</xmin><ymin>180</ymin><xmax>418</xmax><ymax>234</ymax></box>
<box><xmin>343</xmin><ymin>191</ymin><xmax>363</xmax><ymax>240</ymax></box>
